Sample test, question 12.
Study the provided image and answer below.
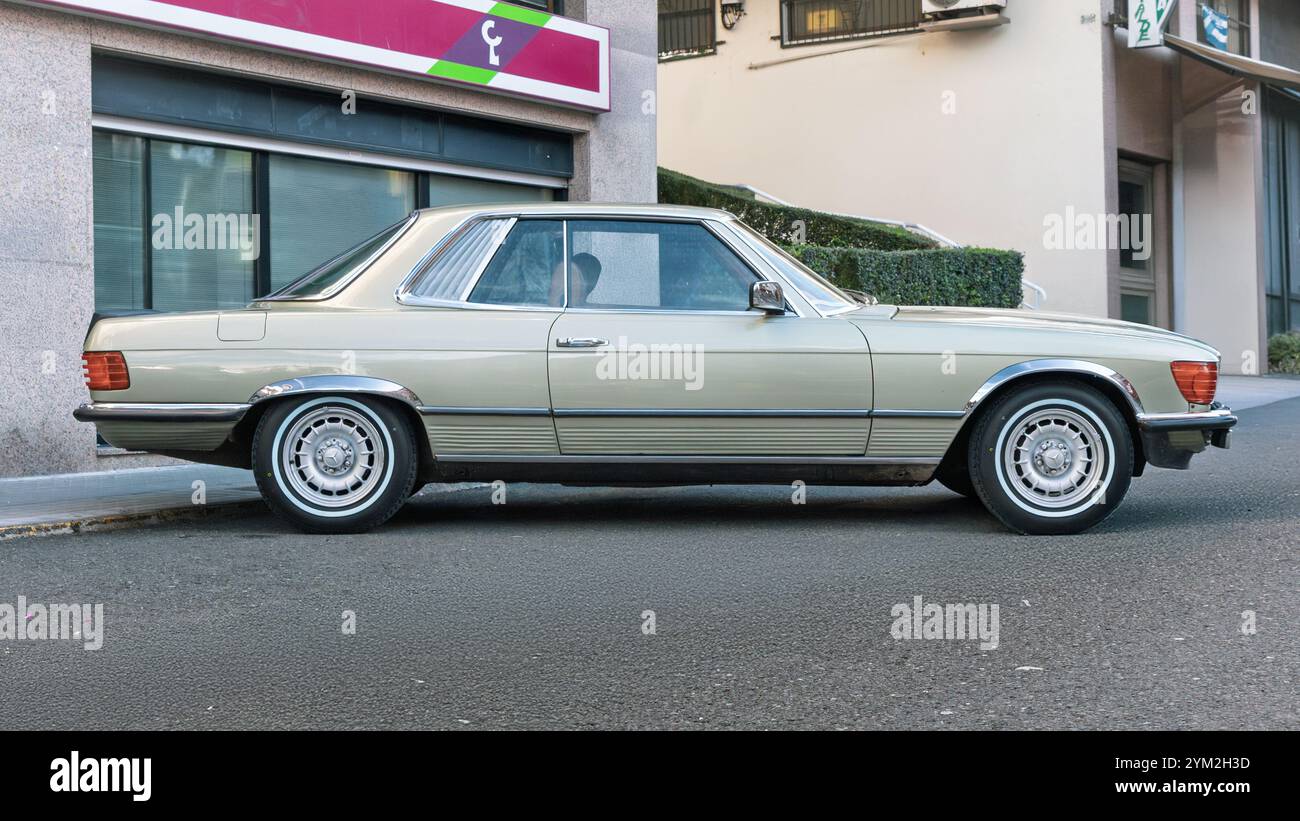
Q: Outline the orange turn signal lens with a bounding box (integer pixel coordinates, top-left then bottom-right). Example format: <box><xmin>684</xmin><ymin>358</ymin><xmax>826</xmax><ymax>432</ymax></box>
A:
<box><xmin>82</xmin><ymin>351</ymin><xmax>130</xmax><ymax>391</ymax></box>
<box><xmin>1170</xmin><ymin>361</ymin><xmax>1217</xmax><ymax>405</ymax></box>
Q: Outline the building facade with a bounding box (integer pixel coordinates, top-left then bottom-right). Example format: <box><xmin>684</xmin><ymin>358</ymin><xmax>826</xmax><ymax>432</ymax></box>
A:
<box><xmin>0</xmin><ymin>0</ymin><xmax>657</xmax><ymax>478</ymax></box>
<box><xmin>658</xmin><ymin>0</ymin><xmax>1300</xmax><ymax>374</ymax></box>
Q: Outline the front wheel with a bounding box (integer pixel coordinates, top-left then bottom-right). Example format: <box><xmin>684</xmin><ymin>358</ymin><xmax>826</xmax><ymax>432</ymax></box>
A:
<box><xmin>253</xmin><ymin>395</ymin><xmax>418</xmax><ymax>533</ymax></box>
<box><xmin>968</xmin><ymin>382</ymin><xmax>1133</xmax><ymax>535</ymax></box>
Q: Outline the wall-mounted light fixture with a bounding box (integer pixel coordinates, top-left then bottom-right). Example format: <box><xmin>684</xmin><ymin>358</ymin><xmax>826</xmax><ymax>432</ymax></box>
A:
<box><xmin>721</xmin><ymin>1</ymin><xmax>746</xmax><ymax>30</ymax></box>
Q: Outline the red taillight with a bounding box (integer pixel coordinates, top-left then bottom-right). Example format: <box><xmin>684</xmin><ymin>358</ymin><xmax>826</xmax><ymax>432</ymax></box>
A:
<box><xmin>82</xmin><ymin>352</ymin><xmax>130</xmax><ymax>391</ymax></box>
<box><xmin>1170</xmin><ymin>361</ymin><xmax>1217</xmax><ymax>405</ymax></box>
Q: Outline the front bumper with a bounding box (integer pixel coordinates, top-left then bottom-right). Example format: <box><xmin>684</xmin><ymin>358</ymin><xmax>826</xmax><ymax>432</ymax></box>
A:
<box><xmin>1136</xmin><ymin>403</ymin><xmax>1236</xmax><ymax>470</ymax></box>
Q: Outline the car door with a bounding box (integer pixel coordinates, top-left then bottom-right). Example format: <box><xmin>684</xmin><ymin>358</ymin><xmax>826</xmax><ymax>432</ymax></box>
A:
<box><xmin>547</xmin><ymin>218</ymin><xmax>872</xmax><ymax>456</ymax></box>
<box><xmin>396</xmin><ymin>216</ymin><xmax>564</xmax><ymax>456</ymax></box>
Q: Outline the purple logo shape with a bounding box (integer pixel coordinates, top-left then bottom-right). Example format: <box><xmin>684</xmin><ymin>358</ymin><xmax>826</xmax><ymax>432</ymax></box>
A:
<box><xmin>442</xmin><ymin>14</ymin><xmax>541</xmax><ymax>72</ymax></box>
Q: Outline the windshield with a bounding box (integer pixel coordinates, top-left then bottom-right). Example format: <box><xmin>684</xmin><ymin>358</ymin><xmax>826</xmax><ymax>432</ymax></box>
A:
<box><xmin>729</xmin><ymin>220</ymin><xmax>858</xmax><ymax>314</ymax></box>
<box><xmin>265</xmin><ymin>217</ymin><xmax>413</xmax><ymax>300</ymax></box>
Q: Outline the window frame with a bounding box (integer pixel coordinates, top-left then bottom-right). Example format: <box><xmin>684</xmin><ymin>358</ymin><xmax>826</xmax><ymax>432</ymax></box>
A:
<box><xmin>658</xmin><ymin>0</ymin><xmax>719</xmax><ymax>62</ymax></box>
<box><xmin>396</xmin><ymin>214</ymin><xmax>810</xmax><ymax>317</ymax></box>
<box><xmin>561</xmin><ymin>217</ymin><xmax>767</xmax><ymax>314</ymax></box>
<box><xmin>1197</xmin><ymin>0</ymin><xmax>1252</xmax><ymax>57</ymax></box>
<box><xmin>779</xmin><ymin>0</ymin><xmax>923</xmax><ymax>48</ymax></box>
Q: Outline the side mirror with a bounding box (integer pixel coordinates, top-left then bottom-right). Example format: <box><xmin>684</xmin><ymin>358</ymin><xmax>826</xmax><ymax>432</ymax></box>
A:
<box><xmin>749</xmin><ymin>281</ymin><xmax>786</xmax><ymax>315</ymax></box>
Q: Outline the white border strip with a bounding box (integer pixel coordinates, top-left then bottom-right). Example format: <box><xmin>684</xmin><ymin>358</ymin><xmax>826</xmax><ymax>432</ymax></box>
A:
<box><xmin>92</xmin><ymin>113</ymin><xmax>571</xmax><ymax>189</ymax></box>
<box><xmin>20</xmin><ymin>0</ymin><xmax>609</xmax><ymax>110</ymax></box>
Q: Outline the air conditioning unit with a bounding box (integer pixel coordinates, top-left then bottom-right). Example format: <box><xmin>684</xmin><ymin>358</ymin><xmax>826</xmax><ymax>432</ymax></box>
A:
<box><xmin>921</xmin><ymin>0</ymin><xmax>1008</xmax><ymax>31</ymax></box>
<box><xmin>922</xmin><ymin>0</ymin><xmax>1006</xmax><ymax>15</ymax></box>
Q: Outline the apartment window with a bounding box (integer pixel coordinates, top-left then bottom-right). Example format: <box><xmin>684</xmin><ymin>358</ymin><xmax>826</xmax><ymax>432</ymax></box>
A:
<box><xmin>1199</xmin><ymin>0</ymin><xmax>1251</xmax><ymax>56</ymax></box>
<box><xmin>659</xmin><ymin>0</ymin><xmax>717</xmax><ymax>59</ymax></box>
<box><xmin>781</xmin><ymin>0</ymin><xmax>922</xmax><ymax>46</ymax></box>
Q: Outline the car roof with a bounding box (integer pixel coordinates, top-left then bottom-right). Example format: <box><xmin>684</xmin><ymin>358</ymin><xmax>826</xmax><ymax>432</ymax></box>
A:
<box><xmin>413</xmin><ymin>201</ymin><xmax>736</xmax><ymax>221</ymax></box>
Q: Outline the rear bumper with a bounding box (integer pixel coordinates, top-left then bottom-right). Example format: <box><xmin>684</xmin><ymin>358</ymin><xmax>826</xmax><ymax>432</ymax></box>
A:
<box><xmin>74</xmin><ymin>402</ymin><xmax>251</xmax><ymax>424</ymax></box>
<box><xmin>1136</xmin><ymin>404</ymin><xmax>1236</xmax><ymax>470</ymax></box>
<box><xmin>73</xmin><ymin>402</ymin><xmax>250</xmax><ymax>453</ymax></box>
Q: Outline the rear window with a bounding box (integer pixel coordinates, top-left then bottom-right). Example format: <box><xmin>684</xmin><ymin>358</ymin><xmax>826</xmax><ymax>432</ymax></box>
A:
<box><xmin>265</xmin><ymin>217</ymin><xmax>412</xmax><ymax>300</ymax></box>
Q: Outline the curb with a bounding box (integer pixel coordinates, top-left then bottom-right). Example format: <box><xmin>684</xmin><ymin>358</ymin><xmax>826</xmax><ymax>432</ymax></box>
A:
<box><xmin>0</xmin><ymin>481</ymin><xmax>485</xmax><ymax>542</ymax></box>
<box><xmin>0</xmin><ymin>499</ymin><xmax>268</xmax><ymax>542</ymax></box>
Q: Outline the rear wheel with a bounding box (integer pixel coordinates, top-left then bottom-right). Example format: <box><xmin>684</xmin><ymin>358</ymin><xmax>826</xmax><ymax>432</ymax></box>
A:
<box><xmin>253</xmin><ymin>395</ymin><xmax>417</xmax><ymax>533</ymax></box>
<box><xmin>968</xmin><ymin>382</ymin><xmax>1133</xmax><ymax>535</ymax></box>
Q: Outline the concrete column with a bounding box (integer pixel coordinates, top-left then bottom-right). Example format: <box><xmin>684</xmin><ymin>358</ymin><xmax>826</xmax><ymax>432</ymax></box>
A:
<box><xmin>0</xmin><ymin>4</ymin><xmax>97</xmax><ymax>477</ymax></box>
<box><xmin>573</xmin><ymin>0</ymin><xmax>658</xmax><ymax>203</ymax></box>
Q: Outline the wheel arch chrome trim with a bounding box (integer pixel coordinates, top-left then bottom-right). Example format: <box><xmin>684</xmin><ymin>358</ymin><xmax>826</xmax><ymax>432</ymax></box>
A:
<box><xmin>964</xmin><ymin>359</ymin><xmax>1145</xmax><ymax>418</ymax></box>
<box><xmin>248</xmin><ymin>375</ymin><xmax>423</xmax><ymax>409</ymax></box>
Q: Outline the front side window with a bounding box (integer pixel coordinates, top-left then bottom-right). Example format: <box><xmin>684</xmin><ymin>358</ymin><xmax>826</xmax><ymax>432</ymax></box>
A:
<box><xmin>469</xmin><ymin>220</ymin><xmax>565</xmax><ymax>307</ymax></box>
<box><xmin>565</xmin><ymin>220</ymin><xmax>759</xmax><ymax>312</ymax></box>
<box><xmin>729</xmin><ymin>220</ymin><xmax>857</xmax><ymax>314</ymax></box>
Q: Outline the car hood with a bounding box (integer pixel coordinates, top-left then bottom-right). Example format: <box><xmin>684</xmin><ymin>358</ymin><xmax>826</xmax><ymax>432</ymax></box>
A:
<box><xmin>863</xmin><ymin>305</ymin><xmax>1220</xmax><ymax>359</ymax></box>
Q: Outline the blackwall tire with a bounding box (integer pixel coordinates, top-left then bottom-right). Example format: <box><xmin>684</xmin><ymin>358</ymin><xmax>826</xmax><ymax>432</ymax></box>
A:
<box><xmin>934</xmin><ymin>462</ymin><xmax>977</xmax><ymax>498</ymax></box>
<box><xmin>252</xmin><ymin>395</ymin><xmax>417</xmax><ymax>534</ymax></box>
<box><xmin>968</xmin><ymin>382</ymin><xmax>1133</xmax><ymax>535</ymax></box>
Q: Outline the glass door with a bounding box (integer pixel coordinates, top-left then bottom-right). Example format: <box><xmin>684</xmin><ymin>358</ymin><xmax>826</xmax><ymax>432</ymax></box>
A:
<box><xmin>1118</xmin><ymin>160</ymin><xmax>1159</xmax><ymax>327</ymax></box>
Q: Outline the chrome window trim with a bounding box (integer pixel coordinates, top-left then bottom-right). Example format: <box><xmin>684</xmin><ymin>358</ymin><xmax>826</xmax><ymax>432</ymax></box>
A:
<box><xmin>714</xmin><ymin>218</ymin><xmax>857</xmax><ymax>318</ymax></box>
<box><xmin>559</xmin><ymin>306</ymin><xmax>780</xmax><ymax>317</ymax></box>
<box><xmin>396</xmin><ymin>211</ymin><xmax>811</xmax><ymax>318</ymax></box>
<box><xmin>458</xmin><ymin>217</ymin><xmax>520</xmax><ymax>302</ymax></box>
<box><xmin>260</xmin><ymin>213</ymin><xmax>417</xmax><ymax>303</ymax></box>
<box><xmin>395</xmin><ymin>213</ymin><xmax>481</xmax><ymax>304</ymax></box>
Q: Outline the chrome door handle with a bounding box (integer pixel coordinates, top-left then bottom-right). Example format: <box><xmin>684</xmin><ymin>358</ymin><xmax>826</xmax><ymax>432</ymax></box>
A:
<box><xmin>556</xmin><ymin>337</ymin><xmax>610</xmax><ymax>348</ymax></box>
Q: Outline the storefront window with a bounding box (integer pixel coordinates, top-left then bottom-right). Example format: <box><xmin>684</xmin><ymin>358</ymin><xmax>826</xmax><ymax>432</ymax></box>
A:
<box><xmin>92</xmin><ymin>133</ymin><xmax>564</xmax><ymax>314</ymax></box>
<box><xmin>149</xmin><ymin>140</ymin><xmax>256</xmax><ymax>312</ymax></box>
<box><xmin>269</xmin><ymin>155</ymin><xmax>415</xmax><ymax>290</ymax></box>
<box><xmin>92</xmin><ymin>132</ymin><xmax>146</xmax><ymax>312</ymax></box>
<box><xmin>426</xmin><ymin>174</ymin><xmax>555</xmax><ymax>207</ymax></box>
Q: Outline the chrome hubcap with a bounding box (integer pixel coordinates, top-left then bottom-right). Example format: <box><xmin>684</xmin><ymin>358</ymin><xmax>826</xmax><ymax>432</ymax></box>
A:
<box><xmin>281</xmin><ymin>406</ymin><xmax>386</xmax><ymax>509</ymax></box>
<box><xmin>1003</xmin><ymin>408</ymin><xmax>1106</xmax><ymax>509</ymax></box>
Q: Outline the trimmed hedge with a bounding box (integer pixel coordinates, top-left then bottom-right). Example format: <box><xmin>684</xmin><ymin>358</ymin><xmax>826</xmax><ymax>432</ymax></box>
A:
<box><xmin>789</xmin><ymin>245</ymin><xmax>1026</xmax><ymax>309</ymax></box>
<box><xmin>1268</xmin><ymin>332</ymin><xmax>1300</xmax><ymax>374</ymax></box>
<box><xmin>658</xmin><ymin>167</ymin><xmax>934</xmax><ymax>252</ymax></box>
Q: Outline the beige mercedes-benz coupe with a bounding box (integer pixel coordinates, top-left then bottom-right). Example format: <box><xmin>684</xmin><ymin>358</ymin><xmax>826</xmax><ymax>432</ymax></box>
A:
<box><xmin>75</xmin><ymin>203</ymin><xmax>1235</xmax><ymax>534</ymax></box>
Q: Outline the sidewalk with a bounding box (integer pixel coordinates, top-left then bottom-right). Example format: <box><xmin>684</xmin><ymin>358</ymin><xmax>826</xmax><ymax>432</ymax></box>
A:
<box><xmin>0</xmin><ymin>465</ymin><xmax>263</xmax><ymax>539</ymax></box>
<box><xmin>1216</xmin><ymin>374</ymin><xmax>1300</xmax><ymax>411</ymax></box>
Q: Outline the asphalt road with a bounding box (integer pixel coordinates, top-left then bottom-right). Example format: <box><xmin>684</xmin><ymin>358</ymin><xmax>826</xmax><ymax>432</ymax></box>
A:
<box><xmin>1</xmin><ymin>399</ymin><xmax>1297</xmax><ymax>730</ymax></box>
